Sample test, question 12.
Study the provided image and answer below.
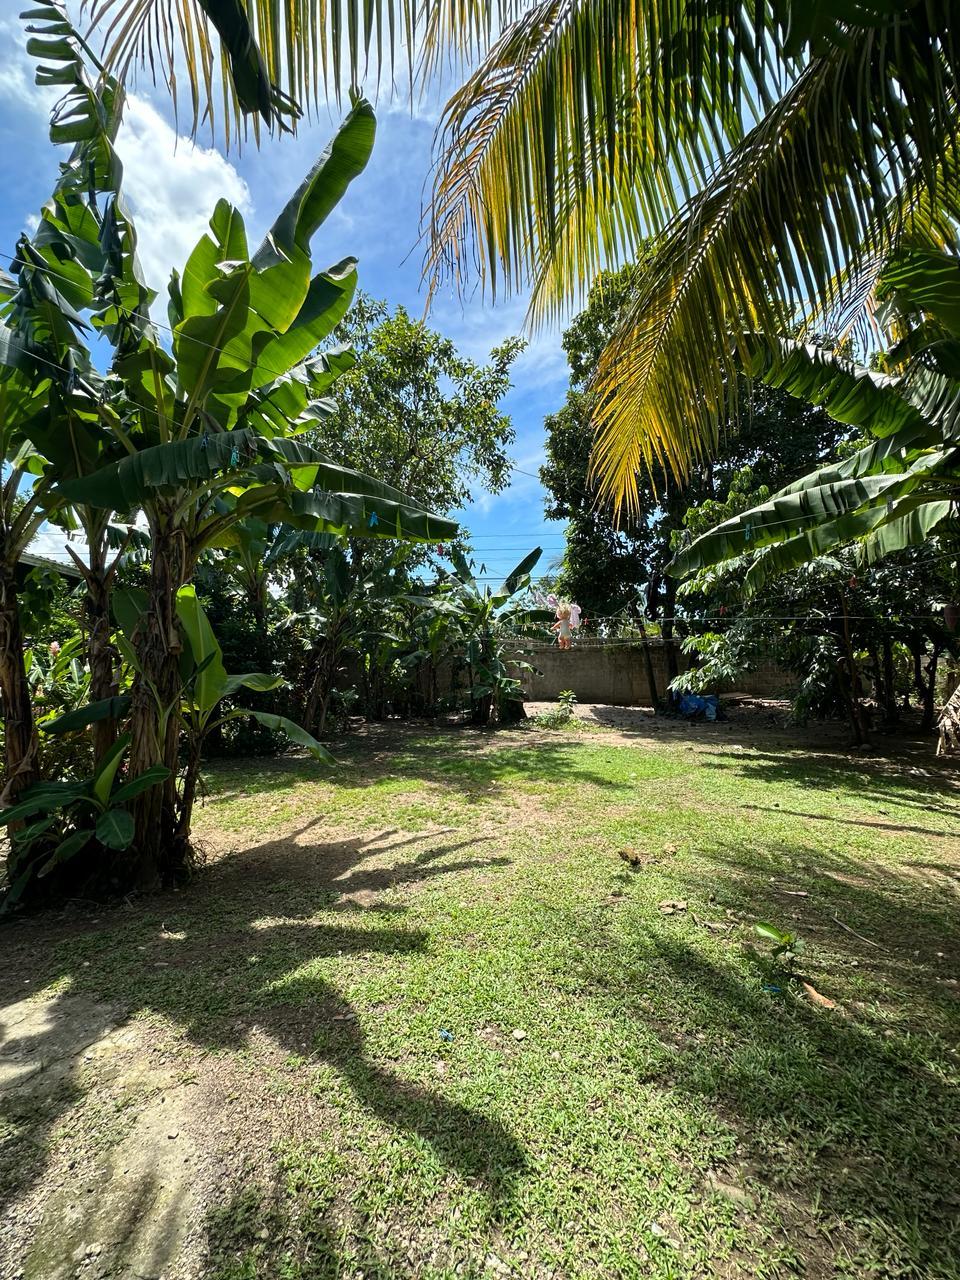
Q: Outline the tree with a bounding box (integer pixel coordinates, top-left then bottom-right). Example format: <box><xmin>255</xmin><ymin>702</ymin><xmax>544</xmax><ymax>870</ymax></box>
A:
<box><xmin>667</xmin><ymin>244</ymin><xmax>960</xmax><ymax>739</ymax></box>
<box><xmin>422</xmin><ymin>2</ymin><xmax>960</xmax><ymax>513</ymax></box>
<box><xmin>1</xmin><ymin>12</ymin><xmax>456</xmax><ymax>903</ymax></box>
<box><xmin>669</xmin><ymin>245</ymin><xmax>960</xmax><ymax>593</ymax></box>
<box><xmin>675</xmin><ymin>543</ymin><xmax>955</xmax><ymax>741</ymax></box>
<box><xmin>540</xmin><ymin>268</ymin><xmax>845</xmax><ymax>643</ymax></box>
<box><xmin>77</xmin><ymin>4</ymin><xmax>960</xmax><ymax>514</ymax></box>
<box><xmin>407</xmin><ymin>548</ymin><xmax>545</xmax><ymax>726</ymax></box>
<box><xmin>313</xmin><ymin>295</ymin><xmax>523</xmax><ymax>519</ymax></box>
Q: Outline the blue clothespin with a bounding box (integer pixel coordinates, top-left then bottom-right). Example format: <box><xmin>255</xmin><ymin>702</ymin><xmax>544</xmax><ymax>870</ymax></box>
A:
<box><xmin>229</xmin><ymin>444</ymin><xmax>240</xmax><ymax>467</ymax></box>
<box><xmin>744</xmin><ymin>522</ymin><xmax>753</xmax><ymax>544</ymax></box>
<box><xmin>368</xmin><ymin>511</ymin><xmax>379</xmax><ymax>528</ymax></box>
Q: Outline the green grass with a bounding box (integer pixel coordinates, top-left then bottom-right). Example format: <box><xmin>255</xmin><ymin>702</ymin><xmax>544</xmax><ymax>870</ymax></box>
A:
<box><xmin>6</xmin><ymin>724</ymin><xmax>960</xmax><ymax>1278</ymax></box>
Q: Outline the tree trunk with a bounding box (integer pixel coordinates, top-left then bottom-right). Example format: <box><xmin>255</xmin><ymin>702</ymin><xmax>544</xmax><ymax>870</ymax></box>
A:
<box><xmin>911</xmin><ymin>643</ymin><xmax>925</xmax><ymax>709</ymax></box>
<box><xmin>835</xmin><ymin>662</ymin><xmax>864</xmax><ymax>746</ymax></box>
<box><xmin>838</xmin><ymin>595</ymin><xmax>868</xmax><ymax>745</ymax></box>
<box><xmin>921</xmin><ymin>645</ymin><xmax>942</xmax><ymax>733</ymax></box>
<box><xmin>303</xmin><ymin>660</ymin><xmax>326</xmax><ymax>734</ymax></box>
<box><xmin>84</xmin><ymin>559</ymin><xmax>119</xmax><ymax>766</ymax></box>
<box><xmin>0</xmin><ymin>565</ymin><xmax>39</xmax><ymax>805</ymax></box>
<box><xmin>636</xmin><ymin>614</ymin><xmax>660</xmax><ymax>710</ymax></box>
<box><xmin>68</xmin><ymin>519</ymin><xmax>121</xmax><ymax>768</ymax></box>
<box><xmin>881</xmin><ymin>636</ymin><xmax>899</xmax><ymax>726</ymax></box>
<box><xmin>176</xmin><ymin>738</ymin><xmax>203</xmax><ymax>842</ymax></box>
<box><xmin>128</xmin><ymin>515</ymin><xmax>189</xmax><ymax>888</ymax></box>
<box><xmin>661</xmin><ymin>578</ymin><xmax>680</xmax><ymax>705</ymax></box>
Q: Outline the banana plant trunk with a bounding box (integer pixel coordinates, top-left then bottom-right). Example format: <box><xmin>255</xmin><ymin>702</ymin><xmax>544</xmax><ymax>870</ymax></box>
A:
<box><xmin>84</xmin><ymin>540</ymin><xmax>119</xmax><ymax>766</ymax></box>
<box><xmin>0</xmin><ymin>563</ymin><xmax>39</xmax><ymax>805</ymax></box>
<box><xmin>128</xmin><ymin>514</ymin><xmax>189</xmax><ymax>887</ymax></box>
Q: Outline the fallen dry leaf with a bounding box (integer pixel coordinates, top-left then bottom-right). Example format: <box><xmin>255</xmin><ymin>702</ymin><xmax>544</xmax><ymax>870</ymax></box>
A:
<box><xmin>802</xmin><ymin>981</ymin><xmax>837</xmax><ymax>1010</ymax></box>
<box><xmin>619</xmin><ymin>847</ymin><xmax>648</xmax><ymax>866</ymax></box>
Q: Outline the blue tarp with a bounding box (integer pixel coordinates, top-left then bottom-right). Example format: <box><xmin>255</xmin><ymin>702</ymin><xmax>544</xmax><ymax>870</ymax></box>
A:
<box><xmin>678</xmin><ymin>694</ymin><xmax>719</xmax><ymax>722</ymax></box>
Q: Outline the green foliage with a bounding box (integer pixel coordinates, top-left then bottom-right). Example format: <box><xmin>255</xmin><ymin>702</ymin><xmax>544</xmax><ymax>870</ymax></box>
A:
<box><xmin>754</xmin><ymin>921</ymin><xmax>806</xmax><ymax>975</ymax></box>
<box><xmin>407</xmin><ymin>548</ymin><xmax>544</xmax><ymax>726</ymax></box>
<box><xmin>0</xmin><ymin>16</ymin><xmax>466</xmax><ymax>903</ymax></box>
<box><xmin>0</xmin><ymin>734</ymin><xmax>171</xmax><ymax>909</ymax></box>
<box><xmin>312</xmin><ymin>294</ymin><xmax>523</xmax><ymax>524</ymax></box>
<box><xmin>666</xmin><ymin>246</ymin><xmax>960</xmax><ymax>735</ymax></box>
<box><xmin>671</xmin><ymin>246</ymin><xmax>960</xmax><ymax>589</ymax></box>
<box><xmin>533</xmin><ymin>689</ymin><xmax>578</xmax><ymax>730</ymax></box>
<box><xmin>176</xmin><ymin>586</ymin><xmax>333</xmax><ymax>763</ymax></box>
<box><xmin>541</xmin><ymin>267</ymin><xmax>845</xmax><ymax>624</ymax></box>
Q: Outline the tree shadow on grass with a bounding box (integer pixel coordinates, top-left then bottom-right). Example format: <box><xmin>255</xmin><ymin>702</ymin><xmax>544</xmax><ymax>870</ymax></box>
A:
<box><xmin>698</xmin><ymin>741</ymin><xmax>960</xmax><ymax>807</ymax></box>
<box><xmin>204</xmin><ymin>735</ymin><xmax>636</xmax><ymax>808</ymax></box>
<box><xmin>600</xmin><ymin>837</ymin><xmax>960</xmax><ymax>1275</ymax></box>
<box><xmin>739</xmin><ymin>802</ymin><xmax>957</xmax><ymax>840</ymax></box>
<box><xmin>202</xmin><ymin>1179</ymin><xmax>440</xmax><ymax>1280</ymax></box>
<box><xmin>0</xmin><ymin>823</ymin><xmax>526</xmax><ymax>1273</ymax></box>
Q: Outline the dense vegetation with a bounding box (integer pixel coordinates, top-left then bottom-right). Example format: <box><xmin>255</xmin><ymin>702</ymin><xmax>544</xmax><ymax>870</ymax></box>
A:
<box><xmin>0</xmin><ymin>11</ymin><xmax>542</xmax><ymax>910</ymax></box>
<box><xmin>539</xmin><ymin>263</ymin><xmax>960</xmax><ymax>733</ymax></box>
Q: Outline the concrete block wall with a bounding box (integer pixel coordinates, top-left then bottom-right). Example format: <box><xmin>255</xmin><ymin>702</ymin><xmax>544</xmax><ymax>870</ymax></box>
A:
<box><xmin>510</xmin><ymin>640</ymin><xmax>795</xmax><ymax>705</ymax></box>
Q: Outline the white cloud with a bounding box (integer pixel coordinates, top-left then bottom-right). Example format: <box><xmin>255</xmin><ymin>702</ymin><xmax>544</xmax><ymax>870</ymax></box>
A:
<box><xmin>116</xmin><ymin>96</ymin><xmax>253</xmax><ymax>297</ymax></box>
<box><xmin>0</xmin><ymin>56</ymin><xmax>34</xmax><ymax>107</ymax></box>
<box><xmin>0</xmin><ymin>14</ymin><xmax>253</xmax><ymax>304</ymax></box>
<box><xmin>432</xmin><ymin>293</ymin><xmax>569</xmax><ymax>394</ymax></box>
<box><xmin>0</xmin><ymin>16</ymin><xmax>50</xmax><ymax>109</ymax></box>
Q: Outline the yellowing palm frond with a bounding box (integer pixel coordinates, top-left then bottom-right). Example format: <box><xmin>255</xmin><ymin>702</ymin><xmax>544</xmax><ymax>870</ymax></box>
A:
<box><xmin>424</xmin><ymin>0</ymin><xmax>772</xmax><ymax>311</ymax></box>
<box><xmin>586</xmin><ymin>6</ymin><xmax>960</xmax><ymax>511</ymax></box>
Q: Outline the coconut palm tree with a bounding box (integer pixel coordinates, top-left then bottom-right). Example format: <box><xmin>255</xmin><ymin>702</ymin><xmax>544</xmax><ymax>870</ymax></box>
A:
<box><xmin>668</xmin><ymin>243</ymin><xmax>960</xmax><ymax>591</ymax></box>
<box><xmin>74</xmin><ymin>1</ymin><xmax>960</xmax><ymax>513</ymax></box>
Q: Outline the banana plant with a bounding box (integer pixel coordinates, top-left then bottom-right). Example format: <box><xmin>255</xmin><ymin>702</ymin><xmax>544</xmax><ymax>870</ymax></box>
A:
<box><xmin>174</xmin><ymin>585</ymin><xmax>331</xmax><ymax>837</ymax></box>
<box><xmin>669</xmin><ymin>244</ymin><xmax>960</xmax><ymax>594</ymax></box>
<box><xmin>0</xmin><ymin>732</ymin><xmax>170</xmax><ymax>910</ymax></box>
<box><xmin>3</xmin><ymin>12</ymin><xmax>456</xmax><ymax>891</ymax></box>
<box><xmin>0</xmin><ymin>5</ymin><xmax>163</xmax><ymax>789</ymax></box>
<box><xmin>277</xmin><ymin>540</ymin><xmax>414</xmax><ymax>732</ymax></box>
<box><xmin>407</xmin><ymin>547</ymin><xmax>544</xmax><ymax>725</ymax></box>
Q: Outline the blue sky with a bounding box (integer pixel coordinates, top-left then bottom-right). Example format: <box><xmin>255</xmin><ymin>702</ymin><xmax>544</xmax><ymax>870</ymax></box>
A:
<box><xmin>0</xmin><ymin>1</ymin><xmax>571</xmax><ymax>581</ymax></box>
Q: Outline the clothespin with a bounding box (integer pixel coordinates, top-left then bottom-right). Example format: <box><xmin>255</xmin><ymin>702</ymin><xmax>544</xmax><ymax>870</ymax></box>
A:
<box><xmin>744</xmin><ymin>522</ymin><xmax>753</xmax><ymax>544</ymax></box>
<box><xmin>368</xmin><ymin>511</ymin><xmax>379</xmax><ymax>528</ymax></box>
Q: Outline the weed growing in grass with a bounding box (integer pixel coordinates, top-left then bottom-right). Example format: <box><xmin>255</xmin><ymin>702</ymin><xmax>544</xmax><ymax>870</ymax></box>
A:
<box><xmin>533</xmin><ymin>689</ymin><xmax>578</xmax><ymax>729</ymax></box>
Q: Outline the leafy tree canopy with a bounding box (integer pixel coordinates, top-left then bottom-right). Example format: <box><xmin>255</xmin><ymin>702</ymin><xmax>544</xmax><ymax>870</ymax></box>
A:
<box><xmin>540</xmin><ymin>268</ymin><xmax>845</xmax><ymax>622</ymax></box>
<box><xmin>306</xmin><ymin>294</ymin><xmax>524</xmax><ymax>520</ymax></box>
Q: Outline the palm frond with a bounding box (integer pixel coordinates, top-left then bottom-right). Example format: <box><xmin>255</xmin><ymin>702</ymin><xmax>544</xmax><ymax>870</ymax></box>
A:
<box><xmin>589</xmin><ymin>12</ymin><xmax>960</xmax><ymax>510</ymax></box>
<box><xmin>424</xmin><ymin>0</ymin><xmax>773</xmax><ymax>308</ymax></box>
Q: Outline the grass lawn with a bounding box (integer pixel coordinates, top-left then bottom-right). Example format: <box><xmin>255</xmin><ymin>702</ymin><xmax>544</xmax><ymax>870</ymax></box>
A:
<box><xmin>2</xmin><ymin>714</ymin><xmax>959</xmax><ymax>1279</ymax></box>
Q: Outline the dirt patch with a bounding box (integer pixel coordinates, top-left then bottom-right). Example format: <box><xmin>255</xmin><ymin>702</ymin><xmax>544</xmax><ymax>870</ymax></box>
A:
<box><xmin>1</xmin><ymin>993</ymin><xmax>205</xmax><ymax>1280</ymax></box>
<box><xmin>0</xmin><ymin>990</ymin><xmax>356</xmax><ymax>1280</ymax></box>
